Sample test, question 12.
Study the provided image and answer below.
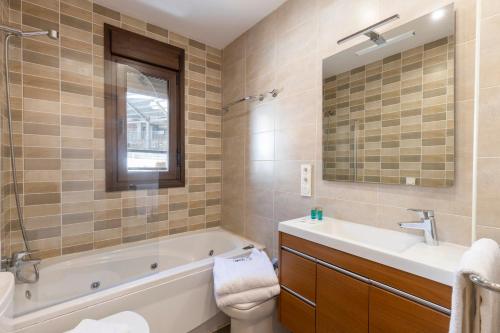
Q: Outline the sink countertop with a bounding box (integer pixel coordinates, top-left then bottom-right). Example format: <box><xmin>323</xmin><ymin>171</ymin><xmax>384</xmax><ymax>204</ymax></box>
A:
<box><xmin>278</xmin><ymin>217</ymin><xmax>468</xmax><ymax>286</ymax></box>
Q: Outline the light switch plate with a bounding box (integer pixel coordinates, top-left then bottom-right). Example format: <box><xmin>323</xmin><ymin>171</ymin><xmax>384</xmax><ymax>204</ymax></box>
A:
<box><xmin>405</xmin><ymin>177</ymin><xmax>416</xmax><ymax>186</ymax></box>
<box><xmin>300</xmin><ymin>164</ymin><xmax>312</xmax><ymax>197</ymax></box>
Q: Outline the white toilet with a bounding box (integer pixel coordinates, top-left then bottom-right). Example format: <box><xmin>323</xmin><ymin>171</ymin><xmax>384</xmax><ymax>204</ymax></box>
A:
<box><xmin>220</xmin><ymin>297</ymin><xmax>277</xmax><ymax>333</ymax></box>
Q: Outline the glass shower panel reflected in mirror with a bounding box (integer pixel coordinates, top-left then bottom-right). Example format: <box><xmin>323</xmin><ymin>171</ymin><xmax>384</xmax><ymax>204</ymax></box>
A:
<box><xmin>322</xmin><ymin>4</ymin><xmax>455</xmax><ymax>187</ymax></box>
<box><xmin>126</xmin><ymin>70</ymin><xmax>170</xmax><ymax>172</ymax></box>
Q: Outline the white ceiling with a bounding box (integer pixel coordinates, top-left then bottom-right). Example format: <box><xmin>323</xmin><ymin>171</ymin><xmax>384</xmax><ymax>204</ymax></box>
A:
<box><xmin>94</xmin><ymin>0</ymin><xmax>287</xmax><ymax>49</ymax></box>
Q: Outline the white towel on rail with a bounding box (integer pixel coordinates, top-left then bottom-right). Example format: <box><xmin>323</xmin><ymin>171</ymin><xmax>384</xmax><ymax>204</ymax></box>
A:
<box><xmin>215</xmin><ymin>284</ymin><xmax>281</xmax><ymax>308</ymax></box>
<box><xmin>213</xmin><ymin>249</ymin><xmax>278</xmax><ymax>296</ymax></box>
<box><xmin>449</xmin><ymin>238</ymin><xmax>500</xmax><ymax>333</ymax></box>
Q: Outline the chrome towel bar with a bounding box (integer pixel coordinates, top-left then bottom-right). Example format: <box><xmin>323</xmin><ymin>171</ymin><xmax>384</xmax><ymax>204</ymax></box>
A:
<box><xmin>469</xmin><ymin>274</ymin><xmax>500</xmax><ymax>293</ymax></box>
<box><xmin>223</xmin><ymin>89</ymin><xmax>279</xmax><ymax>112</ymax></box>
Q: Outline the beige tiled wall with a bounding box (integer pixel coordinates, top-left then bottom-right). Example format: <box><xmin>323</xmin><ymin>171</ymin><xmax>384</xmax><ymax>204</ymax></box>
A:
<box><xmin>1</xmin><ymin>0</ymin><xmax>222</xmax><ymax>258</ymax></box>
<box><xmin>222</xmin><ymin>0</ymin><xmax>476</xmax><ymax>256</ymax></box>
<box><xmin>476</xmin><ymin>0</ymin><xmax>500</xmax><ymax>243</ymax></box>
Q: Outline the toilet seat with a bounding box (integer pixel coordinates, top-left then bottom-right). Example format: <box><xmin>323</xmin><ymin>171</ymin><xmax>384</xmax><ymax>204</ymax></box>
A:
<box><xmin>100</xmin><ymin>311</ymin><xmax>150</xmax><ymax>333</ymax></box>
<box><xmin>229</xmin><ymin>299</ymin><xmax>267</xmax><ymax>311</ymax></box>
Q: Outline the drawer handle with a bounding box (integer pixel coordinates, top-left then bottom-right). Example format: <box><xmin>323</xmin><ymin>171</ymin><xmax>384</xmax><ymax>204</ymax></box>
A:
<box><xmin>281</xmin><ymin>285</ymin><xmax>316</xmax><ymax>307</ymax></box>
<box><xmin>281</xmin><ymin>246</ymin><xmax>317</xmax><ymax>262</ymax></box>
<box><xmin>317</xmin><ymin>259</ymin><xmax>371</xmax><ymax>284</ymax></box>
<box><xmin>317</xmin><ymin>260</ymin><xmax>450</xmax><ymax>315</ymax></box>
<box><xmin>371</xmin><ymin>280</ymin><xmax>451</xmax><ymax>315</ymax></box>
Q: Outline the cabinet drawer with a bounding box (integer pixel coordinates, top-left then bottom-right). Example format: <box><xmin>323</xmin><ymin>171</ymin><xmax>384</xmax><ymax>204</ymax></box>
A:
<box><xmin>280</xmin><ymin>289</ymin><xmax>315</xmax><ymax>333</ymax></box>
<box><xmin>370</xmin><ymin>286</ymin><xmax>450</xmax><ymax>333</ymax></box>
<box><xmin>317</xmin><ymin>264</ymin><xmax>369</xmax><ymax>333</ymax></box>
<box><xmin>280</xmin><ymin>248</ymin><xmax>316</xmax><ymax>302</ymax></box>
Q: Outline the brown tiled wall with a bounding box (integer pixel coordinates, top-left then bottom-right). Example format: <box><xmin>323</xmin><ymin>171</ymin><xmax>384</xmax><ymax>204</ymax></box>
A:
<box><xmin>1</xmin><ymin>0</ymin><xmax>222</xmax><ymax>258</ymax></box>
<box><xmin>222</xmin><ymin>0</ymin><xmax>475</xmax><ymax>257</ymax></box>
<box><xmin>323</xmin><ymin>36</ymin><xmax>455</xmax><ymax>187</ymax></box>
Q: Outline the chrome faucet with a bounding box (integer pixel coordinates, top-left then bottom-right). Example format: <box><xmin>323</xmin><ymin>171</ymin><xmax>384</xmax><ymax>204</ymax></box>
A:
<box><xmin>1</xmin><ymin>251</ymin><xmax>41</xmax><ymax>283</ymax></box>
<box><xmin>398</xmin><ymin>209</ymin><xmax>439</xmax><ymax>246</ymax></box>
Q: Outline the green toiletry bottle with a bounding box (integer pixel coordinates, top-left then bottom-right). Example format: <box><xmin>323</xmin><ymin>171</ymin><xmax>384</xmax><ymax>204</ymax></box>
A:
<box><xmin>317</xmin><ymin>207</ymin><xmax>323</xmax><ymax>221</ymax></box>
<box><xmin>311</xmin><ymin>208</ymin><xmax>317</xmax><ymax>220</ymax></box>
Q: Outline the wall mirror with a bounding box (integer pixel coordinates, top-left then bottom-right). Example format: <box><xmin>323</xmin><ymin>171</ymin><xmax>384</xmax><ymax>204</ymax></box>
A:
<box><xmin>104</xmin><ymin>24</ymin><xmax>185</xmax><ymax>191</ymax></box>
<box><xmin>322</xmin><ymin>4</ymin><xmax>455</xmax><ymax>187</ymax></box>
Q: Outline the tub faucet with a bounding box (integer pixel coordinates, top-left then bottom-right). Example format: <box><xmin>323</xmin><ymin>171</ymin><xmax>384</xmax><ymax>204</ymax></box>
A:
<box><xmin>1</xmin><ymin>251</ymin><xmax>41</xmax><ymax>283</ymax></box>
<box><xmin>398</xmin><ymin>209</ymin><xmax>439</xmax><ymax>246</ymax></box>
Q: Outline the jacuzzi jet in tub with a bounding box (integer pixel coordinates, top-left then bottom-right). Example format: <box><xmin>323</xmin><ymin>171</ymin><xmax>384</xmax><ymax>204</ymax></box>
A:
<box><xmin>150</xmin><ymin>262</ymin><xmax>158</xmax><ymax>270</ymax></box>
<box><xmin>90</xmin><ymin>281</ymin><xmax>100</xmax><ymax>290</ymax></box>
<box><xmin>208</xmin><ymin>250</ymin><xmax>214</xmax><ymax>256</ymax></box>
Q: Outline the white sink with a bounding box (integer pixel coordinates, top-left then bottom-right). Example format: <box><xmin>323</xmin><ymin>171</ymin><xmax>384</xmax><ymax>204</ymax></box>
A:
<box><xmin>308</xmin><ymin>219</ymin><xmax>422</xmax><ymax>253</ymax></box>
<box><xmin>279</xmin><ymin>217</ymin><xmax>467</xmax><ymax>286</ymax></box>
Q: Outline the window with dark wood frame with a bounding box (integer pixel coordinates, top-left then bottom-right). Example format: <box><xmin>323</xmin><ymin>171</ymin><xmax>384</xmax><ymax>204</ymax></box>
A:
<box><xmin>104</xmin><ymin>24</ymin><xmax>185</xmax><ymax>191</ymax></box>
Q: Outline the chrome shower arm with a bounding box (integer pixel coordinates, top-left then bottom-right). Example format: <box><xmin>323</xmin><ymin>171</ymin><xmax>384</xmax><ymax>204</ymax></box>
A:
<box><xmin>0</xmin><ymin>24</ymin><xmax>22</xmax><ymax>35</ymax></box>
<box><xmin>0</xmin><ymin>24</ymin><xmax>58</xmax><ymax>40</ymax></box>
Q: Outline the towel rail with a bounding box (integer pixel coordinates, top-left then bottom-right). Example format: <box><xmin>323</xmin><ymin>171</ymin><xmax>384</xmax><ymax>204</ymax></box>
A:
<box><xmin>469</xmin><ymin>274</ymin><xmax>500</xmax><ymax>293</ymax></box>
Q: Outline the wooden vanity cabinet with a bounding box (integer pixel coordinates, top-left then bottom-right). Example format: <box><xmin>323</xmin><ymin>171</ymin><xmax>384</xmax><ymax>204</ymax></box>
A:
<box><xmin>279</xmin><ymin>232</ymin><xmax>451</xmax><ymax>333</ymax></box>
<box><xmin>280</xmin><ymin>289</ymin><xmax>316</xmax><ymax>333</ymax></box>
<box><xmin>370</xmin><ymin>286</ymin><xmax>451</xmax><ymax>333</ymax></box>
<box><xmin>279</xmin><ymin>248</ymin><xmax>317</xmax><ymax>333</ymax></box>
<box><xmin>316</xmin><ymin>264</ymin><xmax>369</xmax><ymax>333</ymax></box>
<box><xmin>281</xmin><ymin>249</ymin><xmax>316</xmax><ymax>302</ymax></box>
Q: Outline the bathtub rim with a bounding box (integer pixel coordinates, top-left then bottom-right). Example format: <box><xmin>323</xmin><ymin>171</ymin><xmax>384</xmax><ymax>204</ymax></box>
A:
<box><xmin>10</xmin><ymin>228</ymin><xmax>263</xmax><ymax>331</ymax></box>
<box><xmin>30</xmin><ymin>227</ymin><xmax>252</xmax><ymax>268</ymax></box>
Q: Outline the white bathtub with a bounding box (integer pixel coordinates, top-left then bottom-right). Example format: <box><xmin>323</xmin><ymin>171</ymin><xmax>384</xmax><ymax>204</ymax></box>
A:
<box><xmin>8</xmin><ymin>228</ymin><xmax>260</xmax><ymax>333</ymax></box>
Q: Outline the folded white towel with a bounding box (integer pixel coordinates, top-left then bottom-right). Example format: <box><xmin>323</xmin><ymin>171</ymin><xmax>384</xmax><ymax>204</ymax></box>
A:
<box><xmin>213</xmin><ymin>249</ymin><xmax>278</xmax><ymax>296</ymax></box>
<box><xmin>215</xmin><ymin>284</ymin><xmax>280</xmax><ymax>308</ymax></box>
<box><xmin>67</xmin><ymin>319</ymin><xmax>130</xmax><ymax>333</ymax></box>
<box><xmin>450</xmin><ymin>238</ymin><xmax>500</xmax><ymax>333</ymax></box>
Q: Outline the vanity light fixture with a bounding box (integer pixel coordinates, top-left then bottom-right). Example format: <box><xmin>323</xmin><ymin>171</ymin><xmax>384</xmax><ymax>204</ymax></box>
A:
<box><xmin>337</xmin><ymin>13</ymin><xmax>400</xmax><ymax>45</ymax></box>
<box><xmin>355</xmin><ymin>30</ymin><xmax>416</xmax><ymax>56</ymax></box>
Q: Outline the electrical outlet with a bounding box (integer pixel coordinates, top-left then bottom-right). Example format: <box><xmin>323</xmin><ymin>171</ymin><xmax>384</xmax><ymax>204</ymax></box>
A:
<box><xmin>300</xmin><ymin>164</ymin><xmax>312</xmax><ymax>196</ymax></box>
<box><xmin>406</xmin><ymin>177</ymin><xmax>416</xmax><ymax>186</ymax></box>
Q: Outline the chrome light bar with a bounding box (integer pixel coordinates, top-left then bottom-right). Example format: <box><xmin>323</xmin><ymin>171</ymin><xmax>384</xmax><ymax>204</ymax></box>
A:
<box><xmin>355</xmin><ymin>30</ymin><xmax>415</xmax><ymax>56</ymax></box>
<box><xmin>337</xmin><ymin>14</ymin><xmax>400</xmax><ymax>45</ymax></box>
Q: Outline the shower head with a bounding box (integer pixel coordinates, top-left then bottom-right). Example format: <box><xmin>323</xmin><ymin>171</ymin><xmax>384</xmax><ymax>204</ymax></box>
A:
<box><xmin>20</xmin><ymin>29</ymin><xmax>59</xmax><ymax>40</ymax></box>
<box><xmin>0</xmin><ymin>24</ymin><xmax>59</xmax><ymax>40</ymax></box>
<box><xmin>48</xmin><ymin>29</ymin><xmax>59</xmax><ymax>40</ymax></box>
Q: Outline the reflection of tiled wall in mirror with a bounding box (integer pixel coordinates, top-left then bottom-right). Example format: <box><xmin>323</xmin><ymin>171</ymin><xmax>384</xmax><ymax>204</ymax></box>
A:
<box><xmin>323</xmin><ymin>36</ymin><xmax>455</xmax><ymax>187</ymax></box>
